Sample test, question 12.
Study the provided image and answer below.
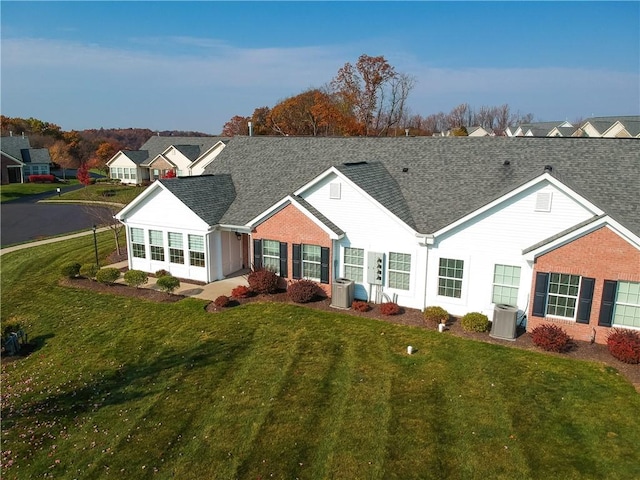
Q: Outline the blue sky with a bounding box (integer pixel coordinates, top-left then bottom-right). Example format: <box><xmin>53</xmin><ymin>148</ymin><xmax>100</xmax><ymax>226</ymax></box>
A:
<box><xmin>2</xmin><ymin>1</ymin><xmax>638</xmax><ymax>134</ymax></box>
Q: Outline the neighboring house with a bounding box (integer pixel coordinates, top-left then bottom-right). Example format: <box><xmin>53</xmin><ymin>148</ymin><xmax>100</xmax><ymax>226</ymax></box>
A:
<box><xmin>506</xmin><ymin>121</ymin><xmax>574</xmax><ymax>137</ymax></box>
<box><xmin>574</xmin><ymin>116</ymin><xmax>640</xmax><ymax>138</ymax></box>
<box><xmin>0</xmin><ymin>135</ymin><xmax>52</xmax><ymax>184</ymax></box>
<box><xmin>115</xmin><ymin>136</ymin><xmax>640</xmax><ymax>344</ymax></box>
<box><xmin>106</xmin><ymin>135</ymin><xmax>229</xmax><ymax>184</ymax></box>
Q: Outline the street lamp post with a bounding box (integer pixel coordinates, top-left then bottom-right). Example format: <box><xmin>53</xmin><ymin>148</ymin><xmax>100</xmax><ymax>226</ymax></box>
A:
<box><xmin>92</xmin><ymin>225</ymin><xmax>99</xmax><ymax>267</ymax></box>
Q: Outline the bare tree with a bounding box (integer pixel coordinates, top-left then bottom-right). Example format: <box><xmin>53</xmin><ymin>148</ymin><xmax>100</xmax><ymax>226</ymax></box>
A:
<box><xmin>82</xmin><ymin>201</ymin><xmax>125</xmax><ymax>257</ymax></box>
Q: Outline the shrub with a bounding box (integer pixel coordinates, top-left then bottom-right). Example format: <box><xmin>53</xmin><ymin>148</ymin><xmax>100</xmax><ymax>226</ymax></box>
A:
<box><xmin>214</xmin><ymin>295</ymin><xmax>230</xmax><ymax>308</ymax></box>
<box><xmin>352</xmin><ymin>300</ymin><xmax>371</xmax><ymax>312</ymax></box>
<box><xmin>380</xmin><ymin>302</ymin><xmax>401</xmax><ymax>316</ymax></box>
<box><xmin>124</xmin><ymin>269</ymin><xmax>148</xmax><ymax>288</ymax></box>
<box><xmin>288</xmin><ymin>279</ymin><xmax>319</xmax><ymax>303</ymax></box>
<box><xmin>155</xmin><ymin>269</ymin><xmax>170</xmax><ymax>278</ymax></box>
<box><xmin>61</xmin><ymin>262</ymin><xmax>81</xmax><ymax>278</ymax></box>
<box><xmin>231</xmin><ymin>285</ymin><xmax>251</xmax><ymax>298</ymax></box>
<box><xmin>247</xmin><ymin>269</ymin><xmax>279</xmax><ymax>294</ymax></box>
<box><xmin>156</xmin><ymin>275</ymin><xmax>180</xmax><ymax>294</ymax></box>
<box><xmin>424</xmin><ymin>306</ymin><xmax>449</xmax><ymax>325</ymax></box>
<box><xmin>607</xmin><ymin>329</ymin><xmax>640</xmax><ymax>364</ymax></box>
<box><xmin>28</xmin><ymin>174</ymin><xmax>55</xmax><ymax>183</ymax></box>
<box><xmin>530</xmin><ymin>324</ymin><xmax>573</xmax><ymax>353</ymax></box>
<box><xmin>461</xmin><ymin>312</ymin><xmax>491</xmax><ymax>332</ymax></box>
<box><xmin>80</xmin><ymin>263</ymin><xmax>99</xmax><ymax>280</ymax></box>
<box><xmin>96</xmin><ymin>268</ymin><xmax>121</xmax><ymax>285</ymax></box>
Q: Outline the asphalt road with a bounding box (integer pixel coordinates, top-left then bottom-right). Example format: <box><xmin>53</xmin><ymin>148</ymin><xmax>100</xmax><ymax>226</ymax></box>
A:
<box><xmin>1</xmin><ymin>187</ymin><xmax>115</xmax><ymax>247</ymax></box>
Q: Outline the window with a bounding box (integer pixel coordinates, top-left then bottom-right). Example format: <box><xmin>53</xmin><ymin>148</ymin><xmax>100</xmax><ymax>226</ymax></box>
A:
<box><xmin>262</xmin><ymin>240</ymin><xmax>280</xmax><ymax>275</ymax></box>
<box><xmin>613</xmin><ymin>281</ymin><xmax>640</xmax><ymax>328</ymax></box>
<box><xmin>546</xmin><ymin>273</ymin><xmax>580</xmax><ymax>318</ymax></box>
<box><xmin>130</xmin><ymin>227</ymin><xmax>145</xmax><ymax>259</ymax></box>
<box><xmin>344</xmin><ymin>247</ymin><xmax>364</xmax><ymax>283</ymax></box>
<box><xmin>124</xmin><ymin>168</ymin><xmax>130</xmax><ymax>179</ymax></box>
<box><xmin>149</xmin><ymin>230</ymin><xmax>164</xmax><ymax>261</ymax></box>
<box><xmin>168</xmin><ymin>232</ymin><xmax>184</xmax><ymax>264</ymax></box>
<box><xmin>388</xmin><ymin>252</ymin><xmax>411</xmax><ymax>290</ymax></box>
<box><xmin>129</xmin><ymin>168</ymin><xmax>137</xmax><ymax>180</ymax></box>
<box><xmin>189</xmin><ymin>235</ymin><xmax>205</xmax><ymax>267</ymax></box>
<box><xmin>302</xmin><ymin>244</ymin><xmax>322</xmax><ymax>281</ymax></box>
<box><xmin>438</xmin><ymin>258</ymin><xmax>464</xmax><ymax>298</ymax></box>
<box><xmin>492</xmin><ymin>264</ymin><xmax>521</xmax><ymax>305</ymax></box>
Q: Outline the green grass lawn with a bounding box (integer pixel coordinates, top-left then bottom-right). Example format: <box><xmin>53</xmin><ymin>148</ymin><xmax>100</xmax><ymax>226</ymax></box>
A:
<box><xmin>58</xmin><ymin>184</ymin><xmax>144</xmax><ymax>205</ymax></box>
<box><xmin>2</xmin><ymin>238</ymin><xmax>639</xmax><ymax>479</ymax></box>
<box><xmin>0</xmin><ymin>181</ymin><xmax>79</xmax><ymax>203</ymax></box>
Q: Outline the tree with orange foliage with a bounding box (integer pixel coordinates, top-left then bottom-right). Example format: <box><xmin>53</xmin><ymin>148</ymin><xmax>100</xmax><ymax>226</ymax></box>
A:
<box><xmin>221</xmin><ymin>115</ymin><xmax>251</xmax><ymax>136</ymax></box>
<box><xmin>49</xmin><ymin>140</ymin><xmax>78</xmax><ymax>180</ymax></box>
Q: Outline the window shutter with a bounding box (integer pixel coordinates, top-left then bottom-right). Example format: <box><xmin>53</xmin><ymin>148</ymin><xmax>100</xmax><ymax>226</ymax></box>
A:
<box><xmin>292</xmin><ymin>244</ymin><xmax>301</xmax><ymax>279</ymax></box>
<box><xmin>532</xmin><ymin>272</ymin><xmax>549</xmax><ymax>317</ymax></box>
<box><xmin>598</xmin><ymin>280</ymin><xmax>617</xmax><ymax>327</ymax></box>
<box><xmin>576</xmin><ymin>277</ymin><xmax>595</xmax><ymax>324</ymax></box>
<box><xmin>279</xmin><ymin>242</ymin><xmax>288</xmax><ymax>278</ymax></box>
<box><xmin>253</xmin><ymin>239</ymin><xmax>262</xmax><ymax>270</ymax></box>
<box><xmin>320</xmin><ymin>247</ymin><xmax>330</xmax><ymax>284</ymax></box>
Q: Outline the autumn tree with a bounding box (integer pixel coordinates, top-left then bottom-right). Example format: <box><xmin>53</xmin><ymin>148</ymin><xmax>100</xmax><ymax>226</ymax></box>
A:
<box><xmin>161</xmin><ymin>169</ymin><xmax>176</xmax><ymax>179</ymax></box>
<box><xmin>76</xmin><ymin>162</ymin><xmax>92</xmax><ymax>186</ymax></box>
<box><xmin>250</xmin><ymin>107</ymin><xmax>272</xmax><ymax>136</ymax></box>
<box><xmin>221</xmin><ymin>115</ymin><xmax>251</xmax><ymax>136</ymax></box>
<box><xmin>91</xmin><ymin>141</ymin><xmax>122</xmax><ymax>173</ymax></box>
<box><xmin>49</xmin><ymin>140</ymin><xmax>78</xmax><ymax>179</ymax></box>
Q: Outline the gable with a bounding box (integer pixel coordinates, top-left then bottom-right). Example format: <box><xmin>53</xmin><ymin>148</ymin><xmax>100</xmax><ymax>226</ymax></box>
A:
<box><xmin>107</xmin><ymin>151</ymin><xmax>137</xmax><ymax>168</ymax></box>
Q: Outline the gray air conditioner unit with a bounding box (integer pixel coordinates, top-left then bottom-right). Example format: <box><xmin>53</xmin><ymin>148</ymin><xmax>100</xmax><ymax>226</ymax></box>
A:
<box><xmin>331</xmin><ymin>278</ymin><xmax>355</xmax><ymax>309</ymax></box>
<box><xmin>490</xmin><ymin>304</ymin><xmax>518</xmax><ymax>341</ymax></box>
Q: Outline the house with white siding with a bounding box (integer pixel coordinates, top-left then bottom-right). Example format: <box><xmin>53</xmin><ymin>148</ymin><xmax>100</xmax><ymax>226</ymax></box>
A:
<box><xmin>115</xmin><ymin>136</ymin><xmax>640</xmax><ymax>344</ymax></box>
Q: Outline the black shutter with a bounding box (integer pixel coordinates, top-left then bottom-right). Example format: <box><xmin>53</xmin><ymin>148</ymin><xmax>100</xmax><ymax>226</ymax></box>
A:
<box><xmin>532</xmin><ymin>272</ymin><xmax>549</xmax><ymax>317</ymax></box>
<box><xmin>598</xmin><ymin>280</ymin><xmax>617</xmax><ymax>327</ymax></box>
<box><xmin>292</xmin><ymin>244</ymin><xmax>301</xmax><ymax>279</ymax></box>
<box><xmin>279</xmin><ymin>242</ymin><xmax>288</xmax><ymax>278</ymax></box>
<box><xmin>253</xmin><ymin>239</ymin><xmax>262</xmax><ymax>270</ymax></box>
<box><xmin>320</xmin><ymin>247</ymin><xmax>330</xmax><ymax>284</ymax></box>
<box><xmin>576</xmin><ymin>277</ymin><xmax>595</xmax><ymax>324</ymax></box>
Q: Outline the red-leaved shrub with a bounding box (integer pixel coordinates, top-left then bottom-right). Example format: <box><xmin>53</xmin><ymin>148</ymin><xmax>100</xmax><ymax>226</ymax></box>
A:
<box><xmin>231</xmin><ymin>285</ymin><xmax>251</xmax><ymax>298</ymax></box>
<box><xmin>214</xmin><ymin>295</ymin><xmax>230</xmax><ymax>308</ymax></box>
<box><xmin>28</xmin><ymin>174</ymin><xmax>55</xmax><ymax>183</ymax></box>
<box><xmin>352</xmin><ymin>300</ymin><xmax>371</xmax><ymax>312</ymax></box>
<box><xmin>247</xmin><ymin>269</ymin><xmax>279</xmax><ymax>294</ymax></box>
<box><xmin>607</xmin><ymin>329</ymin><xmax>640</xmax><ymax>364</ymax></box>
<box><xmin>287</xmin><ymin>279</ymin><xmax>319</xmax><ymax>303</ymax></box>
<box><xmin>380</xmin><ymin>302</ymin><xmax>401</xmax><ymax>316</ymax></box>
<box><xmin>530</xmin><ymin>324</ymin><xmax>573</xmax><ymax>353</ymax></box>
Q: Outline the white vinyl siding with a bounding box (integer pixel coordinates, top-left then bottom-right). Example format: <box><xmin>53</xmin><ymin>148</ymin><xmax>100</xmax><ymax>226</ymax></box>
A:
<box><xmin>149</xmin><ymin>230</ymin><xmax>164</xmax><ymax>261</ymax></box>
<box><xmin>614</xmin><ymin>281</ymin><xmax>640</xmax><ymax>328</ymax></box>
<box><xmin>343</xmin><ymin>247</ymin><xmax>364</xmax><ymax>283</ymax></box>
<box><xmin>262</xmin><ymin>239</ymin><xmax>280</xmax><ymax>275</ymax></box>
<box><xmin>546</xmin><ymin>273</ymin><xmax>580</xmax><ymax>319</ymax></box>
<box><xmin>388</xmin><ymin>252</ymin><xmax>411</xmax><ymax>290</ymax></box>
<box><xmin>438</xmin><ymin>258</ymin><xmax>464</xmax><ymax>298</ymax></box>
<box><xmin>492</xmin><ymin>264</ymin><xmax>521</xmax><ymax>306</ymax></box>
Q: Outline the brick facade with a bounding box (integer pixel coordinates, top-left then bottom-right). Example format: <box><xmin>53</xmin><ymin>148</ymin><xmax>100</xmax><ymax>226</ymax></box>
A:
<box><xmin>528</xmin><ymin>226</ymin><xmax>640</xmax><ymax>344</ymax></box>
<box><xmin>252</xmin><ymin>203</ymin><xmax>333</xmax><ymax>296</ymax></box>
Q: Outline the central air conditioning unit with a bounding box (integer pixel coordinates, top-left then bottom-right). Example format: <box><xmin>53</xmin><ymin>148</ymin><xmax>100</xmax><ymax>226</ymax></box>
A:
<box><xmin>331</xmin><ymin>278</ymin><xmax>355</xmax><ymax>309</ymax></box>
<box><xmin>490</xmin><ymin>304</ymin><xmax>518</xmax><ymax>341</ymax></box>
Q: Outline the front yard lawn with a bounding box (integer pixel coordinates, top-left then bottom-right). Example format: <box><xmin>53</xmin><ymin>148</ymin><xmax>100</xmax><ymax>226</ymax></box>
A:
<box><xmin>0</xmin><ymin>181</ymin><xmax>78</xmax><ymax>203</ymax></box>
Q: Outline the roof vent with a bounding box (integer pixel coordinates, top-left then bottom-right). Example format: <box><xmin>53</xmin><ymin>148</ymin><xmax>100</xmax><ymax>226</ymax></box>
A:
<box><xmin>544</xmin><ymin>165</ymin><xmax>553</xmax><ymax>172</ymax></box>
<box><xmin>343</xmin><ymin>161</ymin><xmax>368</xmax><ymax>167</ymax></box>
<box><xmin>503</xmin><ymin>160</ymin><xmax>510</xmax><ymax>166</ymax></box>
<box><xmin>402</xmin><ymin>167</ymin><xmax>409</xmax><ymax>173</ymax></box>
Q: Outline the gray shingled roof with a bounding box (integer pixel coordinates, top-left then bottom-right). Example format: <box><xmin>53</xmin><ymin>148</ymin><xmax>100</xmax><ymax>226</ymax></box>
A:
<box><xmin>123</xmin><ymin>150</ymin><xmax>150</xmax><ymax>165</ymax></box>
<box><xmin>196</xmin><ymin>136</ymin><xmax>639</xmax><ymax>237</ymax></box>
<box><xmin>1</xmin><ymin>136</ymin><xmax>34</xmax><ymax>162</ymax></box>
<box><xmin>139</xmin><ymin>136</ymin><xmax>229</xmax><ymax>159</ymax></box>
<box><xmin>20</xmin><ymin>148</ymin><xmax>51</xmax><ymax>165</ymax></box>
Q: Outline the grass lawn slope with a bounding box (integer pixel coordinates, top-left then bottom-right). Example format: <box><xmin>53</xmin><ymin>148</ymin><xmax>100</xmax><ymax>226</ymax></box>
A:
<box><xmin>1</xmin><ymin>237</ymin><xmax>639</xmax><ymax>479</ymax></box>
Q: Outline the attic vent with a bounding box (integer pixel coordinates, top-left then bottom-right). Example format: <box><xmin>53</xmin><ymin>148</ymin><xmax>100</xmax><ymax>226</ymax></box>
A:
<box><xmin>535</xmin><ymin>191</ymin><xmax>553</xmax><ymax>212</ymax></box>
<box><xmin>343</xmin><ymin>161</ymin><xmax>367</xmax><ymax>167</ymax></box>
<box><xmin>329</xmin><ymin>182</ymin><xmax>341</xmax><ymax>200</ymax></box>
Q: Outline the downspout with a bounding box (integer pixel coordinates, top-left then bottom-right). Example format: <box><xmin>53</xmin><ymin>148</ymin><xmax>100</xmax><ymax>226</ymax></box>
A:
<box><xmin>417</xmin><ymin>234</ymin><xmax>435</xmax><ymax>309</ymax></box>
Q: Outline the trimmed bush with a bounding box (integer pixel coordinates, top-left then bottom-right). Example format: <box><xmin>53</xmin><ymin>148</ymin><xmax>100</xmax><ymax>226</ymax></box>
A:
<box><xmin>28</xmin><ymin>174</ymin><xmax>55</xmax><ymax>183</ymax></box>
<box><xmin>247</xmin><ymin>269</ymin><xmax>279</xmax><ymax>294</ymax></box>
<box><xmin>124</xmin><ymin>269</ymin><xmax>148</xmax><ymax>288</ymax></box>
<box><xmin>530</xmin><ymin>324</ymin><xmax>573</xmax><ymax>353</ymax></box>
<box><xmin>156</xmin><ymin>275</ymin><xmax>180</xmax><ymax>294</ymax></box>
<box><xmin>461</xmin><ymin>312</ymin><xmax>491</xmax><ymax>332</ymax></box>
<box><xmin>424</xmin><ymin>306</ymin><xmax>449</xmax><ymax>325</ymax></box>
<box><xmin>155</xmin><ymin>269</ymin><xmax>170</xmax><ymax>278</ymax></box>
<box><xmin>288</xmin><ymin>279</ymin><xmax>319</xmax><ymax>304</ymax></box>
<box><xmin>80</xmin><ymin>263</ymin><xmax>99</xmax><ymax>280</ymax></box>
<box><xmin>231</xmin><ymin>285</ymin><xmax>251</xmax><ymax>298</ymax></box>
<box><xmin>380</xmin><ymin>302</ymin><xmax>401</xmax><ymax>316</ymax></box>
<box><xmin>607</xmin><ymin>329</ymin><xmax>640</xmax><ymax>364</ymax></box>
<box><xmin>96</xmin><ymin>268</ymin><xmax>121</xmax><ymax>285</ymax></box>
<box><xmin>61</xmin><ymin>262</ymin><xmax>81</xmax><ymax>278</ymax></box>
<box><xmin>352</xmin><ymin>300</ymin><xmax>371</xmax><ymax>312</ymax></box>
<box><xmin>214</xmin><ymin>295</ymin><xmax>230</xmax><ymax>308</ymax></box>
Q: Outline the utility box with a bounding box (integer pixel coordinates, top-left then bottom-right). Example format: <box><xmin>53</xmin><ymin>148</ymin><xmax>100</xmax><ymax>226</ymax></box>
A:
<box><xmin>490</xmin><ymin>304</ymin><xmax>518</xmax><ymax>341</ymax></box>
<box><xmin>367</xmin><ymin>252</ymin><xmax>384</xmax><ymax>285</ymax></box>
<box><xmin>331</xmin><ymin>278</ymin><xmax>355</xmax><ymax>309</ymax></box>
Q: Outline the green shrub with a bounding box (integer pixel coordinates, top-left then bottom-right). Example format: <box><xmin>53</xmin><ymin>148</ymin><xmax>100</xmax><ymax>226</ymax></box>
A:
<box><xmin>80</xmin><ymin>263</ymin><xmax>99</xmax><ymax>280</ymax></box>
<box><xmin>247</xmin><ymin>269</ymin><xmax>279</xmax><ymax>294</ymax></box>
<box><xmin>461</xmin><ymin>312</ymin><xmax>490</xmax><ymax>332</ymax></box>
<box><xmin>61</xmin><ymin>262</ymin><xmax>81</xmax><ymax>278</ymax></box>
<box><xmin>530</xmin><ymin>324</ymin><xmax>573</xmax><ymax>353</ymax></box>
<box><xmin>156</xmin><ymin>275</ymin><xmax>180</xmax><ymax>294</ymax></box>
<box><xmin>607</xmin><ymin>329</ymin><xmax>640</xmax><ymax>364</ymax></box>
<box><xmin>124</xmin><ymin>269</ymin><xmax>148</xmax><ymax>288</ymax></box>
<box><xmin>155</xmin><ymin>269</ymin><xmax>170</xmax><ymax>278</ymax></box>
<box><xmin>288</xmin><ymin>279</ymin><xmax>319</xmax><ymax>303</ymax></box>
<box><xmin>96</xmin><ymin>268</ymin><xmax>121</xmax><ymax>285</ymax></box>
<box><xmin>424</xmin><ymin>306</ymin><xmax>449</xmax><ymax>325</ymax></box>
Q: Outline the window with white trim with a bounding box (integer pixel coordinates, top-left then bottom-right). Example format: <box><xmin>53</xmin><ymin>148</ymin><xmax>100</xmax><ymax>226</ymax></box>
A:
<box><xmin>343</xmin><ymin>247</ymin><xmax>364</xmax><ymax>283</ymax></box>
<box><xmin>614</xmin><ymin>281</ymin><xmax>640</xmax><ymax>328</ymax></box>
<box><xmin>546</xmin><ymin>273</ymin><xmax>580</xmax><ymax>318</ymax></box>
<box><xmin>438</xmin><ymin>258</ymin><xmax>464</xmax><ymax>298</ymax></box>
<box><xmin>388</xmin><ymin>252</ymin><xmax>411</xmax><ymax>290</ymax></box>
<box><xmin>129</xmin><ymin>168</ymin><xmax>137</xmax><ymax>180</ymax></box>
<box><xmin>302</xmin><ymin>244</ymin><xmax>321</xmax><ymax>281</ymax></box>
<box><xmin>130</xmin><ymin>227</ymin><xmax>145</xmax><ymax>259</ymax></box>
<box><xmin>149</xmin><ymin>230</ymin><xmax>164</xmax><ymax>261</ymax></box>
<box><xmin>168</xmin><ymin>232</ymin><xmax>184</xmax><ymax>264</ymax></box>
<box><xmin>262</xmin><ymin>239</ymin><xmax>280</xmax><ymax>275</ymax></box>
<box><xmin>492</xmin><ymin>264</ymin><xmax>521</xmax><ymax>306</ymax></box>
<box><xmin>188</xmin><ymin>235</ymin><xmax>205</xmax><ymax>267</ymax></box>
